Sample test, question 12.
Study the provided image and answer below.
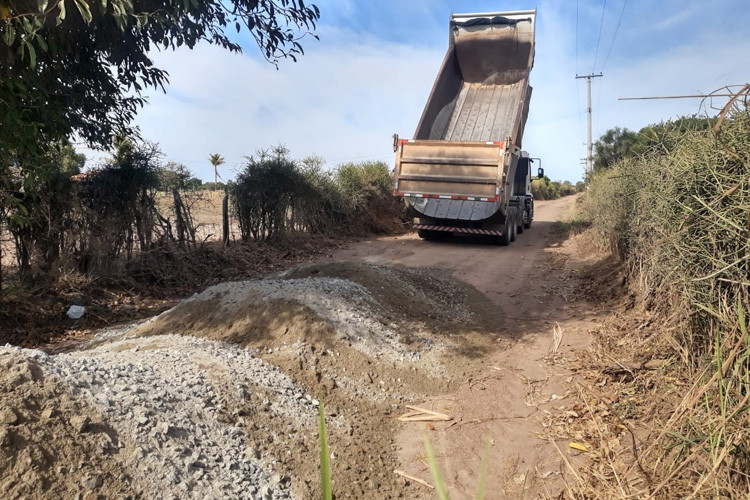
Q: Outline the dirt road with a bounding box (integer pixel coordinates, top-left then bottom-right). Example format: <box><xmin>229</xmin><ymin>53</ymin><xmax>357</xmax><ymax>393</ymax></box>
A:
<box><xmin>332</xmin><ymin>196</ymin><xmax>577</xmax><ymax>319</ymax></box>
<box><xmin>1</xmin><ymin>195</ymin><xmax>603</xmax><ymax>500</ymax></box>
<box><xmin>328</xmin><ymin>195</ymin><xmax>601</xmax><ymax>498</ymax></box>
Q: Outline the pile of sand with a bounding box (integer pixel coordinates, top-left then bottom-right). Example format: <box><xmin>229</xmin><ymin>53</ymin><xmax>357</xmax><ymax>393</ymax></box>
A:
<box><xmin>0</xmin><ymin>349</ymin><xmax>137</xmax><ymax>500</ymax></box>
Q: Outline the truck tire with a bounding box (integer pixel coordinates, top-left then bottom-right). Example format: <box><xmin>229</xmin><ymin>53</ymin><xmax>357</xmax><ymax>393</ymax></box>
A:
<box><xmin>496</xmin><ymin>216</ymin><xmax>513</xmax><ymax>246</ymax></box>
<box><xmin>524</xmin><ymin>213</ymin><xmax>532</xmax><ymax>229</ymax></box>
<box><xmin>417</xmin><ymin>229</ymin><xmax>433</xmax><ymax>240</ymax></box>
<box><xmin>517</xmin><ymin>211</ymin><xmax>525</xmax><ymax>234</ymax></box>
<box><xmin>510</xmin><ymin>214</ymin><xmax>517</xmax><ymax>242</ymax></box>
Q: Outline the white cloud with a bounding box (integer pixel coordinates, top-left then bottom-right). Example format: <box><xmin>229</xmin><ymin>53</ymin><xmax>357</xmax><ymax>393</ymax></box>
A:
<box><xmin>83</xmin><ymin>28</ymin><xmax>444</xmax><ymax>181</ymax></box>
<box><xmin>81</xmin><ymin>1</ymin><xmax>750</xmax><ymax>184</ymax></box>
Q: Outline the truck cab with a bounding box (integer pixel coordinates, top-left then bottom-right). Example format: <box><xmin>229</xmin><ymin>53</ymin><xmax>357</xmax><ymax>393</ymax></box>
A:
<box><xmin>513</xmin><ymin>151</ymin><xmax>538</xmax><ymax>231</ymax></box>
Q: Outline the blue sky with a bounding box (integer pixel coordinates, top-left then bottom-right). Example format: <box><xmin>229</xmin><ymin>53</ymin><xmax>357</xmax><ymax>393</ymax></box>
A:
<box><xmin>83</xmin><ymin>0</ymin><xmax>750</xmax><ymax>182</ymax></box>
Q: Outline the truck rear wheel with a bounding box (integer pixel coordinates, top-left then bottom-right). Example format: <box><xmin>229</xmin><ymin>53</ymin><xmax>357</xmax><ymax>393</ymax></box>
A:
<box><xmin>524</xmin><ymin>213</ymin><xmax>532</xmax><ymax>229</ymax></box>
<box><xmin>496</xmin><ymin>216</ymin><xmax>513</xmax><ymax>246</ymax></box>
<box><xmin>417</xmin><ymin>229</ymin><xmax>433</xmax><ymax>239</ymax></box>
<box><xmin>510</xmin><ymin>215</ymin><xmax>517</xmax><ymax>242</ymax></box>
<box><xmin>517</xmin><ymin>211</ymin><xmax>525</xmax><ymax>234</ymax></box>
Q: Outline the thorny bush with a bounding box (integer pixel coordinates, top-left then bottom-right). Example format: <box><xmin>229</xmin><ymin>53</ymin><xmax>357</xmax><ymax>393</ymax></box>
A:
<box><xmin>582</xmin><ymin>95</ymin><xmax>750</xmax><ymax>497</ymax></box>
<box><xmin>232</xmin><ymin>147</ymin><xmax>402</xmax><ymax>242</ymax></box>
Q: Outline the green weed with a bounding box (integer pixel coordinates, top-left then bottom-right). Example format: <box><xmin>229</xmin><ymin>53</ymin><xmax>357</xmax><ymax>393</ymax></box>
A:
<box><xmin>318</xmin><ymin>398</ymin><xmax>332</xmax><ymax>500</ymax></box>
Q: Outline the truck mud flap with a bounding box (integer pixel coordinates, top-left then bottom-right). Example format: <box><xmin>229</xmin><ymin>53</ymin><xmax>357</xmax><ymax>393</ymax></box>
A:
<box><xmin>413</xmin><ymin>224</ymin><xmax>503</xmax><ymax>236</ymax></box>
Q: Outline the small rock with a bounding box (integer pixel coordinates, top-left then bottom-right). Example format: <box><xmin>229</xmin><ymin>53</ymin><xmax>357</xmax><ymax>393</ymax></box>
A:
<box><xmin>154</xmin><ymin>422</ymin><xmax>170</xmax><ymax>435</ymax></box>
<box><xmin>82</xmin><ymin>475</ymin><xmax>103</xmax><ymax>490</ymax></box>
<box><xmin>0</xmin><ymin>408</ymin><xmax>18</xmax><ymax>426</ymax></box>
<box><xmin>70</xmin><ymin>415</ymin><xmax>90</xmax><ymax>433</ymax></box>
<box><xmin>258</xmin><ymin>485</ymin><xmax>273</xmax><ymax>500</ymax></box>
<box><xmin>0</xmin><ymin>426</ymin><xmax>10</xmax><ymax>447</ymax></box>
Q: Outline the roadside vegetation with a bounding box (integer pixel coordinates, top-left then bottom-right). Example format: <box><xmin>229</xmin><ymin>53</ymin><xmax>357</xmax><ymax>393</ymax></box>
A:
<box><xmin>232</xmin><ymin>146</ymin><xmax>400</xmax><ymax>242</ymax></box>
<box><xmin>0</xmin><ymin>138</ymin><xmax>403</xmax><ymax>345</ymax></box>
<box><xmin>0</xmin><ymin>0</ymin><xmax>328</xmax><ymax>344</ymax></box>
<box><xmin>531</xmin><ymin>177</ymin><xmax>583</xmax><ymax>200</ymax></box>
<box><xmin>572</xmin><ymin>91</ymin><xmax>749</xmax><ymax>497</ymax></box>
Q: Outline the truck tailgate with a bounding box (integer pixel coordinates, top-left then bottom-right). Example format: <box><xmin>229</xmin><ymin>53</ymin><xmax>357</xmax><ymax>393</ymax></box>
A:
<box><xmin>394</xmin><ymin>140</ymin><xmax>504</xmax><ymax>201</ymax></box>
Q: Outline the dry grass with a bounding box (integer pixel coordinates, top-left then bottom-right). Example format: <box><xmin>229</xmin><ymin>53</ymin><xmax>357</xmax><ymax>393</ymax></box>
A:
<box><xmin>0</xmin><ymin>234</ymin><xmax>346</xmax><ymax>348</ymax></box>
<box><xmin>560</xmin><ymin>90</ymin><xmax>750</xmax><ymax>498</ymax></box>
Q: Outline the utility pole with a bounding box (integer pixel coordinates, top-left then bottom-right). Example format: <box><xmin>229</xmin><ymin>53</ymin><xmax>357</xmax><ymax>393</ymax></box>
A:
<box><xmin>576</xmin><ymin>73</ymin><xmax>602</xmax><ymax>176</ymax></box>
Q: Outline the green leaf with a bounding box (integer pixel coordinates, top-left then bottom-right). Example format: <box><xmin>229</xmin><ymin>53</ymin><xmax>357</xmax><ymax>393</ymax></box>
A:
<box><xmin>73</xmin><ymin>0</ymin><xmax>92</xmax><ymax>23</ymax></box>
<box><xmin>22</xmin><ymin>16</ymin><xmax>33</xmax><ymax>33</ymax></box>
<box><xmin>10</xmin><ymin>214</ymin><xmax>29</xmax><ymax>228</ymax></box>
<box><xmin>475</xmin><ymin>439</ymin><xmax>491</xmax><ymax>500</ymax></box>
<box><xmin>424</xmin><ymin>437</ymin><xmax>449</xmax><ymax>500</ymax></box>
<box><xmin>35</xmin><ymin>34</ymin><xmax>48</xmax><ymax>52</ymax></box>
<box><xmin>38</xmin><ymin>0</ymin><xmax>50</xmax><ymax>12</ymax></box>
<box><xmin>57</xmin><ymin>0</ymin><xmax>67</xmax><ymax>23</ymax></box>
<box><xmin>3</xmin><ymin>24</ymin><xmax>14</xmax><ymax>46</ymax></box>
<box><xmin>27</xmin><ymin>42</ymin><xmax>36</xmax><ymax>68</ymax></box>
<box><xmin>318</xmin><ymin>398</ymin><xmax>332</xmax><ymax>500</ymax></box>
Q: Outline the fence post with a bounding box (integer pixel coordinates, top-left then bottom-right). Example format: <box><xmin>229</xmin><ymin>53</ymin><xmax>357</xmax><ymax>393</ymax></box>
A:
<box><xmin>222</xmin><ymin>188</ymin><xmax>229</xmax><ymax>246</ymax></box>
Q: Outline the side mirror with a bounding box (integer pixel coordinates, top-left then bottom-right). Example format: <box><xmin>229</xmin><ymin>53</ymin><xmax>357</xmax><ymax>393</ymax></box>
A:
<box><xmin>537</xmin><ymin>167</ymin><xmax>544</xmax><ymax>179</ymax></box>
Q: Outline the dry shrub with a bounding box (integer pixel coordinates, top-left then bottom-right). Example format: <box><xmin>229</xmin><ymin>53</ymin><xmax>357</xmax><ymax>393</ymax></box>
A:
<box><xmin>232</xmin><ymin>147</ymin><xmax>404</xmax><ymax>241</ymax></box>
<box><xmin>531</xmin><ymin>178</ymin><xmax>579</xmax><ymax>200</ymax></box>
<box><xmin>573</xmin><ymin>91</ymin><xmax>750</xmax><ymax>497</ymax></box>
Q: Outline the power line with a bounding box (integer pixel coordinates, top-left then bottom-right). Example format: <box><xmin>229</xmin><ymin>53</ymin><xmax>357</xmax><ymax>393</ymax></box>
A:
<box><xmin>592</xmin><ymin>0</ymin><xmax>607</xmax><ymax>71</ymax></box>
<box><xmin>576</xmin><ymin>0</ymin><xmax>580</xmax><ymax>74</ymax></box>
<box><xmin>601</xmin><ymin>0</ymin><xmax>628</xmax><ymax>71</ymax></box>
<box><xmin>575</xmin><ymin>0</ymin><xmax>585</xmax><ymax>146</ymax></box>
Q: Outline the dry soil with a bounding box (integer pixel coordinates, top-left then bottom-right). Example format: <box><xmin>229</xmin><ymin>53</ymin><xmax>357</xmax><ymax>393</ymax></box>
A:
<box><xmin>0</xmin><ymin>195</ymin><xmax>605</xmax><ymax>499</ymax></box>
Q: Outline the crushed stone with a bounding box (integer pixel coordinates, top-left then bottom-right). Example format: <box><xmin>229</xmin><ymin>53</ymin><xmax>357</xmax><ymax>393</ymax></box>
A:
<box><xmin>2</xmin><ymin>333</ymin><xmax>319</xmax><ymax>500</ymax></box>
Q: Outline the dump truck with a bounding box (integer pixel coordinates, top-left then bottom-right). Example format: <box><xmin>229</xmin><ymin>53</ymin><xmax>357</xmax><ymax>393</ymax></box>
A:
<box><xmin>393</xmin><ymin>9</ymin><xmax>543</xmax><ymax>245</ymax></box>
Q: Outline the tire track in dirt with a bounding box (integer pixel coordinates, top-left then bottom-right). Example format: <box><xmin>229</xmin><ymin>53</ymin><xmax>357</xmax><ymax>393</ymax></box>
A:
<box><xmin>0</xmin><ymin>196</ymin><xmax>600</xmax><ymax>500</ymax></box>
<box><xmin>328</xmin><ymin>196</ymin><xmax>607</xmax><ymax>498</ymax></box>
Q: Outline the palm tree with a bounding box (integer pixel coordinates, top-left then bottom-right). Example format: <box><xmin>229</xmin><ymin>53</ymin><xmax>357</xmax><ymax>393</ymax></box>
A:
<box><xmin>208</xmin><ymin>153</ymin><xmax>225</xmax><ymax>191</ymax></box>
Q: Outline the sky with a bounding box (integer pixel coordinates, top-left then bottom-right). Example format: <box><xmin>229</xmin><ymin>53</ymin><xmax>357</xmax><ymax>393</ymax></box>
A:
<box><xmin>82</xmin><ymin>0</ymin><xmax>750</xmax><ymax>182</ymax></box>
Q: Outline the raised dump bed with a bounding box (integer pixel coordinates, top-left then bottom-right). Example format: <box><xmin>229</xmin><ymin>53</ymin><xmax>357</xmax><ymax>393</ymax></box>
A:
<box><xmin>394</xmin><ymin>10</ymin><xmax>537</xmax><ymax>243</ymax></box>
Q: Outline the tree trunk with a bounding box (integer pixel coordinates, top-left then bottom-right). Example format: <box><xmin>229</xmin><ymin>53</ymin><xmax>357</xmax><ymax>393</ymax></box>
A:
<box><xmin>173</xmin><ymin>188</ymin><xmax>186</xmax><ymax>249</ymax></box>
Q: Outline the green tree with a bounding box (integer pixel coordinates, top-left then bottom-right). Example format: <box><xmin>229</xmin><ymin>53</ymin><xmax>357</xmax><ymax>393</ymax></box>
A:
<box><xmin>208</xmin><ymin>153</ymin><xmax>226</xmax><ymax>191</ymax></box>
<box><xmin>158</xmin><ymin>161</ymin><xmax>195</xmax><ymax>192</ymax></box>
<box><xmin>0</xmin><ymin>0</ymin><xmax>320</xmax><ymax>162</ymax></box>
<box><xmin>593</xmin><ymin>116</ymin><xmax>711</xmax><ymax>172</ymax></box>
<box><xmin>593</xmin><ymin>127</ymin><xmax>639</xmax><ymax>170</ymax></box>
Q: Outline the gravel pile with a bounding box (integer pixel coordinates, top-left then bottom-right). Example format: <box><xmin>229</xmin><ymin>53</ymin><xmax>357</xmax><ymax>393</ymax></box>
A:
<box><xmin>2</xmin><ymin>333</ymin><xmax>319</xmax><ymax>500</ymax></box>
<box><xmin>141</xmin><ymin>277</ymin><xmax>432</xmax><ymax>363</ymax></box>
